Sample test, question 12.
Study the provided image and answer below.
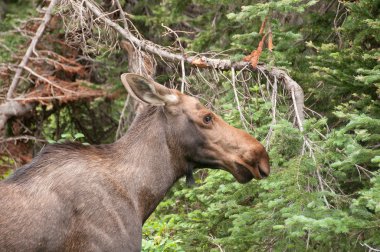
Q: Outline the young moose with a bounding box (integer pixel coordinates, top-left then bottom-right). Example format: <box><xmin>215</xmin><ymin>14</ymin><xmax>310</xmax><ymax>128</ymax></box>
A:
<box><xmin>0</xmin><ymin>74</ymin><xmax>270</xmax><ymax>251</ymax></box>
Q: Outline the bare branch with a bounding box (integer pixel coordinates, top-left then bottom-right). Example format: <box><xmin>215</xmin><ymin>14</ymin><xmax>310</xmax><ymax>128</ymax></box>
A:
<box><xmin>360</xmin><ymin>242</ymin><xmax>380</xmax><ymax>252</ymax></box>
<box><xmin>0</xmin><ymin>135</ymin><xmax>47</xmax><ymax>143</ymax></box>
<box><xmin>83</xmin><ymin>0</ymin><xmax>305</xmax><ymax>130</ymax></box>
<box><xmin>115</xmin><ymin>95</ymin><xmax>130</xmax><ymax>140</ymax></box>
<box><xmin>7</xmin><ymin>0</ymin><xmax>59</xmax><ymax>99</ymax></box>
<box><xmin>231</xmin><ymin>67</ymin><xmax>248</xmax><ymax>131</ymax></box>
<box><xmin>181</xmin><ymin>59</ymin><xmax>186</xmax><ymax>93</ymax></box>
<box><xmin>22</xmin><ymin>65</ymin><xmax>76</xmax><ymax>94</ymax></box>
<box><xmin>114</xmin><ymin>0</ymin><xmax>128</xmax><ymax>29</ymax></box>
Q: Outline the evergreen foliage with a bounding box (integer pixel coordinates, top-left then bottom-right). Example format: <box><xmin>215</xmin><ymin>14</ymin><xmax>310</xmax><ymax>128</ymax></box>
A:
<box><xmin>134</xmin><ymin>0</ymin><xmax>380</xmax><ymax>250</ymax></box>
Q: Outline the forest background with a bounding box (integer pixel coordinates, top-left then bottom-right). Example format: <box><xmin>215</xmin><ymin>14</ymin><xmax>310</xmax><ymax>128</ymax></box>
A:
<box><xmin>0</xmin><ymin>0</ymin><xmax>379</xmax><ymax>251</ymax></box>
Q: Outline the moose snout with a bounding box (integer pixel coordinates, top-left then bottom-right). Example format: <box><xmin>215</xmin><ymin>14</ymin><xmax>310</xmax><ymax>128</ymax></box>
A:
<box><xmin>257</xmin><ymin>149</ymin><xmax>270</xmax><ymax>178</ymax></box>
<box><xmin>258</xmin><ymin>163</ymin><xmax>269</xmax><ymax>178</ymax></box>
<box><xmin>230</xmin><ymin>147</ymin><xmax>270</xmax><ymax>183</ymax></box>
<box><xmin>244</xmin><ymin>145</ymin><xmax>270</xmax><ymax>179</ymax></box>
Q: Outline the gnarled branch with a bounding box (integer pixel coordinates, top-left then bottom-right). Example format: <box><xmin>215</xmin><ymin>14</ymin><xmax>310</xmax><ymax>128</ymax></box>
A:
<box><xmin>84</xmin><ymin>0</ymin><xmax>305</xmax><ymax>130</ymax></box>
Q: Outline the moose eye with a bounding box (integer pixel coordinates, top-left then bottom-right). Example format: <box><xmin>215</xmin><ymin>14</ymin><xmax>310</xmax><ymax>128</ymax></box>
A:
<box><xmin>203</xmin><ymin>115</ymin><xmax>213</xmax><ymax>124</ymax></box>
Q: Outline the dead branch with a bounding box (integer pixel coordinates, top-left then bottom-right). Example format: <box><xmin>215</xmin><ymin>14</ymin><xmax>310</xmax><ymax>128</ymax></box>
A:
<box><xmin>114</xmin><ymin>0</ymin><xmax>128</xmax><ymax>29</ymax></box>
<box><xmin>120</xmin><ymin>41</ymin><xmax>156</xmax><ymax>78</ymax></box>
<box><xmin>22</xmin><ymin>65</ymin><xmax>77</xmax><ymax>94</ymax></box>
<box><xmin>231</xmin><ymin>67</ymin><xmax>248</xmax><ymax>131</ymax></box>
<box><xmin>265</xmin><ymin>75</ymin><xmax>278</xmax><ymax>148</ymax></box>
<box><xmin>7</xmin><ymin>0</ymin><xmax>59</xmax><ymax>99</ymax></box>
<box><xmin>0</xmin><ymin>135</ymin><xmax>47</xmax><ymax>143</ymax></box>
<box><xmin>83</xmin><ymin>0</ymin><xmax>305</xmax><ymax>130</ymax></box>
<box><xmin>180</xmin><ymin>59</ymin><xmax>186</xmax><ymax>93</ymax></box>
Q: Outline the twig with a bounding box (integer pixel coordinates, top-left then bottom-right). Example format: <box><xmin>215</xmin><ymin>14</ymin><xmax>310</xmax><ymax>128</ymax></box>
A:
<box><xmin>0</xmin><ymin>43</ymin><xmax>13</xmax><ymax>54</ymax></box>
<box><xmin>0</xmin><ymin>135</ymin><xmax>47</xmax><ymax>143</ymax></box>
<box><xmin>291</xmin><ymin>88</ymin><xmax>304</xmax><ymax>132</ymax></box>
<box><xmin>115</xmin><ymin>95</ymin><xmax>130</xmax><ymax>140</ymax></box>
<box><xmin>161</xmin><ymin>24</ymin><xmax>185</xmax><ymax>51</ymax></box>
<box><xmin>208</xmin><ymin>235</ymin><xmax>225</xmax><ymax>252</ymax></box>
<box><xmin>181</xmin><ymin>58</ymin><xmax>186</xmax><ymax>93</ymax></box>
<box><xmin>11</xmin><ymin>96</ymin><xmax>73</xmax><ymax>101</ymax></box>
<box><xmin>83</xmin><ymin>0</ymin><xmax>305</xmax><ymax>131</ymax></box>
<box><xmin>316</xmin><ymin>165</ymin><xmax>331</xmax><ymax>209</ymax></box>
<box><xmin>7</xmin><ymin>0</ymin><xmax>59</xmax><ymax>99</ymax></box>
<box><xmin>231</xmin><ymin>67</ymin><xmax>248</xmax><ymax>131</ymax></box>
<box><xmin>114</xmin><ymin>0</ymin><xmax>128</xmax><ymax>28</ymax></box>
<box><xmin>22</xmin><ymin>65</ymin><xmax>77</xmax><ymax>94</ymax></box>
<box><xmin>265</xmin><ymin>76</ymin><xmax>278</xmax><ymax>148</ymax></box>
<box><xmin>360</xmin><ymin>242</ymin><xmax>380</xmax><ymax>252</ymax></box>
<box><xmin>355</xmin><ymin>164</ymin><xmax>374</xmax><ymax>179</ymax></box>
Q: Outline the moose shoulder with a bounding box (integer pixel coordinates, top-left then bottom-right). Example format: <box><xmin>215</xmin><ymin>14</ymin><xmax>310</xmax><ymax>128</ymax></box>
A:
<box><xmin>0</xmin><ymin>74</ymin><xmax>270</xmax><ymax>251</ymax></box>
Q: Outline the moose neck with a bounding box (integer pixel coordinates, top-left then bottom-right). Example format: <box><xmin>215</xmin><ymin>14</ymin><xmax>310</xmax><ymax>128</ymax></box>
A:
<box><xmin>114</xmin><ymin>106</ymin><xmax>187</xmax><ymax>223</ymax></box>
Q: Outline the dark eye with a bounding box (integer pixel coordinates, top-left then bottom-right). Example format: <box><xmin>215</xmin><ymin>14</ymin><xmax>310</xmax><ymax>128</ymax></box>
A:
<box><xmin>203</xmin><ymin>115</ymin><xmax>213</xmax><ymax>124</ymax></box>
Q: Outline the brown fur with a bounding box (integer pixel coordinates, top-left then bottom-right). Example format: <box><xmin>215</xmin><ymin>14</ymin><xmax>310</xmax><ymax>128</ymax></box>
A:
<box><xmin>0</xmin><ymin>75</ymin><xmax>270</xmax><ymax>251</ymax></box>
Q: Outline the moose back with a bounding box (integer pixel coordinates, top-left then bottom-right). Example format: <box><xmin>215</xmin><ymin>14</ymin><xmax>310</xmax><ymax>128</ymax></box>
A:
<box><xmin>0</xmin><ymin>74</ymin><xmax>270</xmax><ymax>251</ymax></box>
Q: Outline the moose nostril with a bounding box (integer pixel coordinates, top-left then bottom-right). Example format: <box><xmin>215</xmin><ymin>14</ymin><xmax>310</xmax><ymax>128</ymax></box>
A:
<box><xmin>259</xmin><ymin>167</ymin><xmax>268</xmax><ymax>178</ymax></box>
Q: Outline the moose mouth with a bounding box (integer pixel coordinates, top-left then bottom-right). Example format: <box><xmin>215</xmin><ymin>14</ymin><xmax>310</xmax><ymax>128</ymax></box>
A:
<box><xmin>193</xmin><ymin>158</ymin><xmax>268</xmax><ymax>183</ymax></box>
<box><xmin>234</xmin><ymin>162</ymin><xmax>268</xmax><ymax>183</ymax></box>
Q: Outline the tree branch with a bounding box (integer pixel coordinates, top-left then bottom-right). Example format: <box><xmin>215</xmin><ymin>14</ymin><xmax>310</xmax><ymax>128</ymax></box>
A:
<box><xmin>7</xmin><ymin>0</ymin><xmax>58</xmax><ymax>99</ymax></box>
<box><xmin>84</xmin><ymin>0</ymin><xmax>305</xmax><ymax>129</ymax></box>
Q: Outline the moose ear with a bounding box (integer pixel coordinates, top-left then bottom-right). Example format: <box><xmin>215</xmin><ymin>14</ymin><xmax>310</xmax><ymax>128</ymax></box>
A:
<box><xmin>120</xmin><ymin>73</ymin><xmax>178</xmax><ymax>106</ymax></box>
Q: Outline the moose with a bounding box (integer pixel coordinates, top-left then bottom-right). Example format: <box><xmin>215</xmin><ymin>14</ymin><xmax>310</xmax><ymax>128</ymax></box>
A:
<box><xmin>0</xmin><ymin>74</ymin><xmax>270</xmax><ymax>251</ymax></box>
